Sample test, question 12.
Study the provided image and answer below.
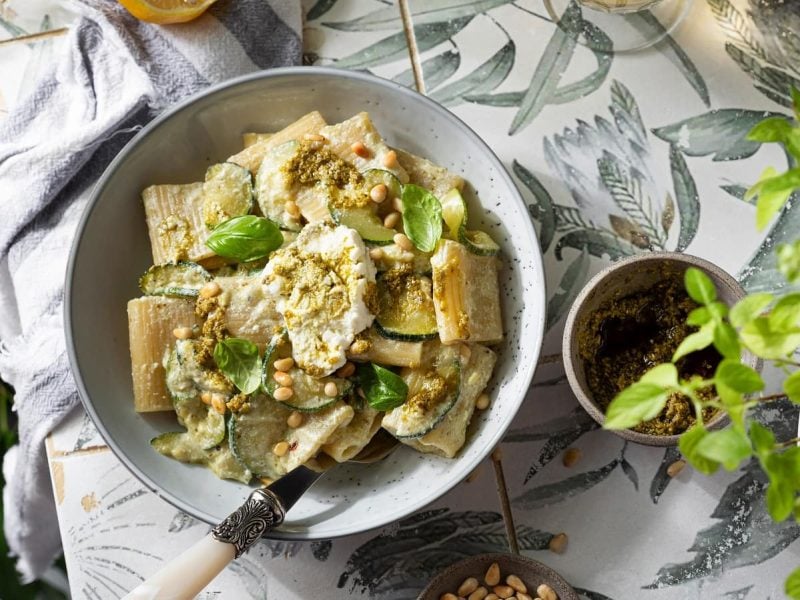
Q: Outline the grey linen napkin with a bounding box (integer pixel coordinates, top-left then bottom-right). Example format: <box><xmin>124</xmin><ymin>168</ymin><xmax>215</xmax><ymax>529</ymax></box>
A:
<box><xmin>0</xmin><ymin>0</ymin><xmax>301</xmax><ymax>580</ymax></box>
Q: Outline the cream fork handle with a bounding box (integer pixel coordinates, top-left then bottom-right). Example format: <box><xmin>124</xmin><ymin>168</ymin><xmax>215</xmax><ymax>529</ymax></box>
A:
<box><xmin>122</xmin><ymin>488</ymin><xmax>286</xmax><ymax>600</ymax></box>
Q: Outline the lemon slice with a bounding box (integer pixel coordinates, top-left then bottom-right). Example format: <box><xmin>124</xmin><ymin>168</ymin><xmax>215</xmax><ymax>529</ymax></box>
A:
<box><xmin>118</xmin><ymin>0</ymin><xmax>219</xmax><ymax>24</ymax></box>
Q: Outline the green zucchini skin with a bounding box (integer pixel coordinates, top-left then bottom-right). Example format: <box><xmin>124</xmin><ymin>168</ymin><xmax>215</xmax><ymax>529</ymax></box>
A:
<box><xmin>331</xmin><ymin>206</ymin><xmax>396</xmax><ymax>245</ymax></box>
<box><xmin>138</xmin><ymin>261</ymin><xmax>212</xmax><ymax>298</ymax></box>
<box><xmin>202</xmin><ymin>162</ymin><xmax>255</xmax><ymax>229</ymax></box>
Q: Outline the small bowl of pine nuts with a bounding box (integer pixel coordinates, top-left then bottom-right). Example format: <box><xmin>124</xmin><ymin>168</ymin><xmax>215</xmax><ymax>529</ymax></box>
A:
<box><xmin>417</xmin><ymin>552</ymin><xmax>578</xmax><ymax>600</ymax></box>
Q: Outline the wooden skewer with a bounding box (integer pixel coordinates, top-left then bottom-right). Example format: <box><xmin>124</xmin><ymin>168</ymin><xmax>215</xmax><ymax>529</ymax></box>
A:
<box><xmin>0</xmin><ymin>27</ymin><xmax>68</xmax><ymax>47</ymax></box>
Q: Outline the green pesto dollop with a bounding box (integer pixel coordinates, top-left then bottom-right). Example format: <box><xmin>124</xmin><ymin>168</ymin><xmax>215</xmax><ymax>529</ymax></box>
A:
<box><xmin>579</xmin><ymin>272</ymin><xmax>720</xmax><ymax>436</ymax></box>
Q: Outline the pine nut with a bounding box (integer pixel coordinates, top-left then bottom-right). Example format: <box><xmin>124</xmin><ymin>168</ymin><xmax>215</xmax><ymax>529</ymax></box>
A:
<box><xmin>484</xmin><ymin>562</ymin><xmax>501</xmax><ymax>587</ymax></box>
<box><xmin>273</xmin><ymin>441</ymin><xmax>290</xmax><ymax>457</ymax></box>
<box><xmin>287</xmin><ymin>411</ymin><xmax>304</xmax><ymax>428</ymax></box>
<box><xmin>172</xmin><ymin>326</ymin><xmax>193</xmax><ymax>339</ymax></box>
<box><xmin>351</xmin><ymin>141</ymin><xmax>370</xmax><ymax>158</ymax></box>
<box><xmin>562</xmin><ymin>447</ymin><xmax>582</xmax><ymax>468</ymax></box>
<box><xmin>394</xmin><ymin>233</ymin><xmax>413</xmax><ymax>251</ymax></box>
<box><xmin>273</xmin><ymin>386</ymin><xmax>293</xmax><ymax>401</ymax></box>
<box><xmin>356</xmin><ymin>387</ymin><xmax>366</xmax><ymax>399</ymax></box>
<box><xmin>516</xmin><ymin>594</ymin><xmax>533</xmax><ymax>600</ymax></box>
<box><xmin>285</xmin><ymin>200</ymin><xmax>301</xmax><ymax>218</ymax></box>
<box><xmin>485</xmin><ymin>595</ymin><xmax>499</xmax><ymax>600</ymax></box>
<box><xmin>469</xmin><ymin>587</ymin><xmax>489</xmax><ymax>600</ymax></box>
<box><xmin>336</xmin><ymin>362</ymin><xmax>356</xmax><ymax>378</ymax></box>
<box><xmin>548</xmin><ymin>532</ymin><xmax>568</xmax><ymax>554</ymax></box>
<box><xmin>259</xmin><ymin>477</ymin><xmax>273</xmax><ymax>486</ymax></box>
<box><xmin>199</xmin><ymin>281</ymin><xmax>221</xmax><ymax>298</ymax></box>
<box><xmin>200</xmin><ymin>391</ymin><xmax>212</xmax><ymax>405</ymax></box>
<box><xmin>458</xmin><ymin>577</ymin><xmax>479</xmax><ymax>596</ymax></box>
<box><xmin>383</xmin><ymin>149</ymin><xmax>398</xmax><ymax>168</ymax></box>
<box><xmin>273</xmin><ymin>357</ymin><xmax>294</xmax><ymax>372</ymax></box>
<box><xmin>667</xmin><ymin>459</ymin><xmax>686</xmax><ymax>478</ymax></box>
<box><xmin>439</xmin><ymin>594</ymin><xmax>458</xmax><ymax>600</ymax></box>
<box><xmin>536</xmin><ymin>584</ymin><xmax>557</xmax><ymax>600</ymax></box>
<box><xmin>211</xmin><ymin>394</ymin><xmax>227</xmax><ymax>415</ymax></box>
<box><xmin>460</xmin><ymin>344</ymin><xmax>472</xmax><ymax>363</ymax></box>
<box><xmin>384</xmin><ymin>211</ymin><xmax>401</xmax><ymax>229</ymax></box>
<box><xmin>369</xmin><ymin>247</ymin><xmax>384</xmax><ymax>261</ymax></box>
<box><xmin>506</xmin><ymin>575</ymin><xmax>526</xmax><ymax>594</ymax></box>
<box><xmin>370</xmin><ymin>184</ymin><xmax>388</xmax><ymax>203</ymax></box>
<box><xmin>476</xmin><ymin>393</ymin><xmax>490</xmax><ymax>410</ymax></box>
<box><xmin>493</xmin><ymin>586</ymin><xmax>514</xmax><ymax>599</ymax></box>
<box><xmin>273</xmin><ymin>371</ymin><xmax>293</xmax><ymax>387</ymax></box>
<box><xmin>324</xmin><ymin>381</ymin><xmax>339</xmax><ymax>397</ymax></box>
<box><xmin>392</xmin><ymin>196</ymin><xmax>404</xmax><ymax>213</ymax></box>
<box><xmin>304</xmin><ymin>133</ymin><xmax>324</xmax><ymax>142</ymax></box>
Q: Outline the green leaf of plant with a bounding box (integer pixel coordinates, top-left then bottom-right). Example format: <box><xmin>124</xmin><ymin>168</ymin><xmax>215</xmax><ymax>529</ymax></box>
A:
<box><xmin>713</xmin><ymin>321</ymin><xmax>741</xmax><ymax>359</ymax></box>
<box><xmin>669</xmin><ymin>145</ymin><xmax>700</xmax><ymax>252</ymax></box>
<box><xmin>729</xmin><ymin>292</ymin><xmax>773</xmax><ymax>328</ymax></box>
<box><xmin>706</xmin><ymin>301</ymin><xmax>729</xmax><ymax>321</ymax></box>
<box><xmin>695</xmin><ymin>428</ymin><xmax>752</xmax><ymax>471</ymax></box>
<box><xmin>434</xmin><ymin>41</ymin><xmax>515</xmax><ymax>107</ymax></box>
<box><xmin>766</xmin><ymin>480</ymin><xmax>795</xmax><ymax>522</ymax></box>
<box><xmin>687</xmin><ymin>306</ymin><xmax>710</xmax><ymax>326</ymax></box>
<box><xmin>684</xmin><ymin>267</ymin><xmax>716</xmax><ymax>305</ymax></box>
<box><xmin>206</xmin><ymin>215</ymin><xmax>283</xmax><ymax>262</ymax></box>
<box><xmin>604</xmin><ymin>383</ymin><xmax>670</xmax><ymax>430</ymax></box>
<box><xmin>213</xmin><ymin>338</ymin><xmax>261</xmax><ymax>394</ymax></box>
<box><xmin>679</xmin><ymin>424</ymin><xmax>719</xmax><ymax>475</ymax></box>
<box><xmin>749</xmin><ymin>421</ymin><xmax>775</xmax><ymax>456</ymax></box>
<box><xmin>641</xmin><ymin>363</ymin><xmax>679</xmax><ymax>388</ymax></box>
<box><xmin>509</xmin><ymin>0</ymin><xmax>580</xmax><ymax>135</ymax></box>
<box><xmin>746</xmin><ymin>116</ymin><xmax>793</xmax><ymax>142</ymax></box>
<box><xmin>673</xmin><ymin>323</ymin><xmax>714</xmax><ymax>361</ymax></box>
<box><xmin>740</xmin><ymin>317</ymin><xmax>800</xmax><ymax>359</ymax></box>
<box><xmin>786</xmin><ymin>566</ymin><xmax>800</xmax><ymax>600</ymax></box>
<box><xmin>714</xmin><ymin>359</ymin><xmax>764</xmax><ymax>393</ymax></box>
<box><xmin>401</xmin><ymin>184</ymin><xmax>442</xmax><ymax>252</ymax></box>
<box><xmin>358</xmin><ymin>363</ymin><xmax>408</xmax><ymax>411</ymax></box>
<box><xmin>784</xmin><ymin>370</ymin><xmax>800</xmax><ymax>404</ymax></box>
<box><xmin>769</xmin><ymin>292</ymin><xmax>800</xmax><ymax>331</ymax></box>
<box><xmin>514</xmin><ymin>160</ymin><xmax>555</xmax><ymax>253</ymax></box>
<box><xmin>777</xmin><ymin>240</ymin><xmax>800</xmax><ymax>284</ymax></box>
<box><xmin>756</xmin><ymin>186</ymin><xmax>794</xmax><ymax>231</ymax></box>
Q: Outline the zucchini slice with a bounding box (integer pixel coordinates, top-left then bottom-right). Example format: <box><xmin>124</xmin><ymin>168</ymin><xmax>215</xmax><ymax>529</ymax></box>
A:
<box><xmin>151</xmin><ymin>432</ymin><xmax>251</xmax><ymax>483</ymax></box>
<box><xmin>363</xmin><ymin>169</ymin><xmax>402</xmax><ymax>200</ymax></box>
<box><xmin>331</xmin><ymin>206</ymin><xmax>395</xmax><ymax>245</ymax></box>
<box><xmin>202</xmin><ymin>162</ymin><xmax>255</xmax><ymax>229</ymax></box>
<box><xmin>382</xmin><ymin>344</ymin><xmax>461</xmax><ymax>439</ymax></box>
<box><xmin>440</xmin><ymin>188</ymin><xmax>500</xmax><ymax>257</ymax></box>
<box><xmin>262</xmin><ymin>334</ymin><xmax>352</xmax><ymax>412</ymax></box>
<box><xmin>173</xmin><ymin>395</ymin><xmax>226</xmax><ymax>449</ymax></box>
<box><xmin>375</xmin><ymin>268</ymin><xmax>438</xmax><ymax>341</ymax></box>
<box><xmin>138</xmin><ymin>262</ymin><xmax>212</xmax><ymax>298</ymax></box>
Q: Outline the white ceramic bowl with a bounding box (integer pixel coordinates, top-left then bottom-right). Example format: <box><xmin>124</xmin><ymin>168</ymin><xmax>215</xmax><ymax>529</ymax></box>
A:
<box><xmin>66</xmin><ymin>68</ymin><xmax>546</xmax><ymax>539</ymax></box>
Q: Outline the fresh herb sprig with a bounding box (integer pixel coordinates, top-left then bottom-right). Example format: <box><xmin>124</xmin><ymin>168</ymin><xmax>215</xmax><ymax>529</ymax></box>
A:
<box><xmin>605</xmin><ymin>88</ymin><xmax>800</xmax><ymax>598</ymax></box>
<box><xmin>401</xmin><ymin>184</ymin><xmax>443</xmax><ymax>252</ymax></box>
<box><xmin>206</xmin><ymin>215</ymin><xmax>283</xmax><ymax>262</ymax></box>
<box><xmin>213</xmin><ymin>337</ymin><xmax>261</xmax><ymax>394</ymax></box>
<box><xmin>357</xmin><ymin>363</ymin><xmax>408</xmax><ymax>411</ymax></box>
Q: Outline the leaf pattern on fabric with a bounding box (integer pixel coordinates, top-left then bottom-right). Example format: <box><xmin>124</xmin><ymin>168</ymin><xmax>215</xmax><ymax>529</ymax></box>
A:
<box><xmin>393</xmin><ymin>50</ymin><xmax>461</xmax><ymax>90</ymax></box>
<box><xmin>513</xmin><ymin>458</ymin><xmax>621</xmax><ymax>509</ymax></box>
<box><xmin>668</xmin><ymin>144</ymin><xmax>701</xmax><ymax>252</ymax></box>
<box><xmin>306</xmin><ymin>0</ymin><xmax>338</xmax><ymax>21</ymax></box>
<box><xmin>546</xmin><ymin>248</ymin><xmax>590</xmax><ymax>330</ymax></box>
<box><xmin>506</xmin><ymin>406</ymin><xmax>599</xmax><ymax>483</ymax></box>
<box><xmin>649</xmin><ymin>446</ymin><xmax>682</xmax><ymax>504</ymax></box>
<box><xmin>337</xmin><ymin>509</ymin><xmax>552</xmax><ymax>596</ymax></box>
<box><xmin>324</xmin><ymin>0</ymin><xmax>513</xmax><ymax>31</ymax></box>
<box><xmin>433</xmin><ymin>41</ymin><xmax>516</xmax><ymax>107</ymax></box>
<box><xmin>647</xmin><ymin>401</ymin><xmax>800</xmax><ymax>588</ymax></box>
<box><xmin>574</xmin><ymin>587</ymin><xmax>617</xmax><ymax>600</ymax></box>
<box><xmin>311</xmin><ymin>540</ymin><xmax>333</xmax><ymax>562</ymax></box>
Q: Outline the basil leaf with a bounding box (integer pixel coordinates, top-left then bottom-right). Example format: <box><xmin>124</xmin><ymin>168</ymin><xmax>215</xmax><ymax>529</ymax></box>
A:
<box><xmin>679</xmin><ymin>424</ymin><xmax>719</xmax><ymax>475</ymax></box>
<box><xmin>206</xmin><ymin>215</ymin><xmax>283</xmax><ymax>262</ymax></box>
<box><xmin>684</xmin><ymin>267</ymin><xmax>716</xmax><ymax>305</ymax></box>
<box><xmin>714</xmin><ymin>359</ymin><xmax>764</xmax><ymax>393</ymax></box>
<box><xmin>604</xmin><ymin>382</ymin><xmax>669</xmax><ymax>430</ymax></box>
<box><xmin>358</xmin><ymin>363</ymin><xmax>408</xmax><ymax>411</ymax></box>
<box><xmin>213</xmin><ymin>337</ymin><xmax>261</xmax><ymax>394</ymax></box>
<box><xmin>401</xmin><ymin>184</ymin><xmax>442</xmax><ymax>252</ymax></box>
<box><xmin>694</xmin><ymin>428</ymin><xmax>752</xmax><ymax>471</ymax></box>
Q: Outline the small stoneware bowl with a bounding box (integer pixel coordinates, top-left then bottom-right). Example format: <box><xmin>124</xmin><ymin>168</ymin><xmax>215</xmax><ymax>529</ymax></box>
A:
<box><xmin>417</xmin><ymin>553</ymin><xmax>578</xmax><ymax>600</ymax></box>
<box><xmin>563</xmin><ymin>252</ymin><xmax>755</xmax><ymax>447</ymax></box>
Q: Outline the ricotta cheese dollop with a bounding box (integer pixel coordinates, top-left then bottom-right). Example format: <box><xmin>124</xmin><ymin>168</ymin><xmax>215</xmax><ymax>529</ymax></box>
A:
<box><xmin>263</xmin><ymin>222</ymin><xmax>376</xmax><ymax>377</ymax></box>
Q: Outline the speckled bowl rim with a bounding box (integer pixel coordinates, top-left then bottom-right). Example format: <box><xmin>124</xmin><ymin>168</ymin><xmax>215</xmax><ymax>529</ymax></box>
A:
<box><xmin>562</xmin><ymin>252</ymin><xmax>752</xmax><ymax>447</ymax></box>
<box><xmin>416</xmin><ymin>552</ymin><xmax>579</xmax><ymax>600</ymax></box>
<box><xmin>64</xmin><ymin>67</ymin><xmax>546</xmax><ymax>539</ymax></box>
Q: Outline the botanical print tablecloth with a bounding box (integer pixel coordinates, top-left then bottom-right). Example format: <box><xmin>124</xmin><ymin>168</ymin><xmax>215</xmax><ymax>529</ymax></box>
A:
<box><xmin>3</xmin><ymin>0</ymin><xmax>799</xmax><ymax>598</ymax></box>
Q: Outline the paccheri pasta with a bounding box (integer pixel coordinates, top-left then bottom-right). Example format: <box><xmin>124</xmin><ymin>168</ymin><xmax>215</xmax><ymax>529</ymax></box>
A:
<box><xmin>127</xmin><ymin>111</ymin><xmax>503</xmax><ymax>484</ymax></box>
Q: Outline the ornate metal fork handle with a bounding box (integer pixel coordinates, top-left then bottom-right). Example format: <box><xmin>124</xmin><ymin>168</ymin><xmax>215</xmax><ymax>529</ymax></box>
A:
<box><xmin>211</xmin><ymin>488</ymin><xmax>286</xmax><ymax>558</ymax></box>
